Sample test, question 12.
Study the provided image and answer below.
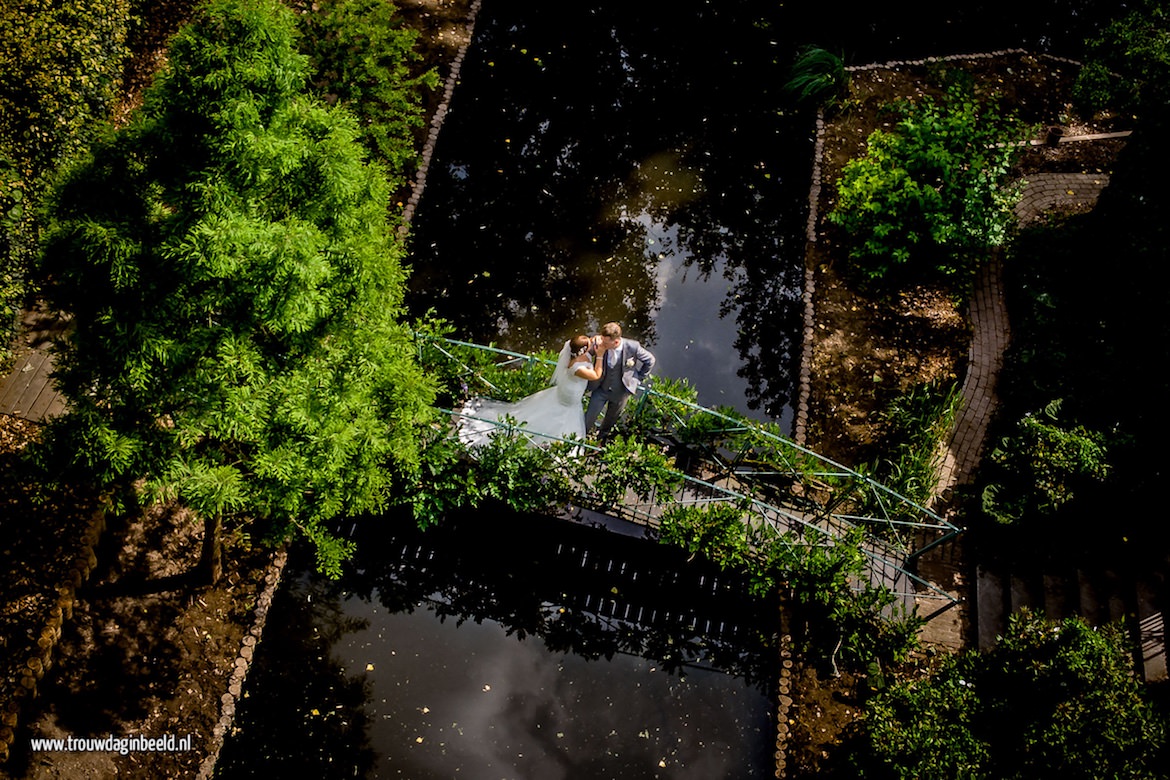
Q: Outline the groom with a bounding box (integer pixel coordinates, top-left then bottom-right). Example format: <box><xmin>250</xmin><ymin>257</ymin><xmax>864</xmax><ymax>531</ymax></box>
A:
<box><xmin>585</xmin><ymin>321</ymin><xmax>656</xmax><ymax>439</ymax></box>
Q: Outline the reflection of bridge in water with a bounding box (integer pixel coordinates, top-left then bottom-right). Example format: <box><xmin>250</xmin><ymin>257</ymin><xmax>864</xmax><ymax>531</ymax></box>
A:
<box><xmin>346</xmin><ymin>507</ymin><xmax>779</xmax><ymax>687</ymax></box>
<box><xmin>416</xmin><ymin>334</ymin><xmax>963</xmax><ymax>621</ymax></box>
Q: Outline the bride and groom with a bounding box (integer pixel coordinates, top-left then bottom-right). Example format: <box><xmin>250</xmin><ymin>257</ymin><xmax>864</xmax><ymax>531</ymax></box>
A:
<box><xmin>456</xmin><ymin>322</ymin><xmax>656</xmax><ymax>449</ymax></box>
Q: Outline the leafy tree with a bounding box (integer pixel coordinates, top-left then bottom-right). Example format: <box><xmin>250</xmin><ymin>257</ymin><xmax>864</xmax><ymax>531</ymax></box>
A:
<box><xmin>853</xmin><ymin>610</ymin><xmax>1167</xmax><ymax>779</ymax></box>
<box><xmin>35</xmin><ymin>0</ymin><xmax>436</xmax><ymax>581</ymax></box>
<box><xmin>981</xmin><ymin>400</ymin><xmax>1111</xmax><ymax>527</ymax></box>
<box><xmin>295</xmin><ymin>0</ymin><xmax>439</xmax><ymax>193</ymax></box>
<box><xmin>829</xmin><ymin>79</ymin><xmax>1028</xmax><ymax>288</ymax></box>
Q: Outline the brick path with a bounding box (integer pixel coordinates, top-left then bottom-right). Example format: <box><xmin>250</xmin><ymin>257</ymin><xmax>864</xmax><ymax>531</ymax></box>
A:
<box><xmin>933</xmin><ymin>171</ymin><xmax>1112</xmax><ymax>498</ymax></box>
<box><xmin>915</xmin><ymin>170</ymin><xmax>1113</xmax><ymax>651</ymax></box>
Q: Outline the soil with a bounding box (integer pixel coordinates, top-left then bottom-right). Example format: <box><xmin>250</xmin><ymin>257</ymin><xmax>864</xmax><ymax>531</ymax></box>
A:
<box><xmin>0</xmin><ymin>13</ymin><xmax>1128</xmax><ymax>780</ymax></box>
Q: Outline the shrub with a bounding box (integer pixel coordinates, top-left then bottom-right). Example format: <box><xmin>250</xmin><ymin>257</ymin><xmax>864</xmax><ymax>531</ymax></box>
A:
<box><xmin>854</xmin><ymin>611</ymin><xmax>1166</xmax><ymax>779</ymax></box>
<box><xmin>1072</xmin><ymin>0</ymin><xmax>1170</xmax><ymax>117</ymax></box>
<box><xmin>869</xmin><ymin>380</ymin><xmax>962</xmax><ymax>511</ymax></box>
<box><xmin>829</xmin><ymin>80</ymin><xmax>1028</xmax><ymax>290</ymax></box>
<box><xmin>295</xmin><ymin>0</ymin><xmax>439</xmax><ymax>193</ymax></box>
<box><xmin>0</xmin><ymin>0</ymin><xmax>131</xmax><ymax>362</ymax></box>
<box><xmin>981</xmin><ymin>400</ymin><xmax>1111</xmax><ymax>526</ymax></box>
<box><xmin>783</xmin><ymin>46</ymin><xmax>848</xmax><ymax>110</ymax></box>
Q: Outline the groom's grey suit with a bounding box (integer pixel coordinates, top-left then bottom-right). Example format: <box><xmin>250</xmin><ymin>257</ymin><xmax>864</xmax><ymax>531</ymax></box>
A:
<box><xmin>584</xmin><ymin>337</ymin><xmax>655</xmax><ymax>437</ymax></box>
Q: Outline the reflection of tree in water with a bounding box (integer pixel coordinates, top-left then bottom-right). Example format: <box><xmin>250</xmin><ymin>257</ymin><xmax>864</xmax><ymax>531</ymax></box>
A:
<box><xmin>335</xmin><ymin>509</ymin><xmax>781</xmax><ymax>694</ymax></box>
<box><xmin>215</xmin><ymin>574</ymin><xmax>377</xmax><ymax>778</ymax></box>
<box><xmin>406</xmin><ymin>0</ymin><xmax>807</xmax><ymax>419</ymax></box>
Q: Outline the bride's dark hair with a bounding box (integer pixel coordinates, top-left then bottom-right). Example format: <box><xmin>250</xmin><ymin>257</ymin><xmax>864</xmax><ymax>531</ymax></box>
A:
<box><xmin>569</xmin><ymin>334</ymin><xmax>591</xmax><ymax>358</ymax></box>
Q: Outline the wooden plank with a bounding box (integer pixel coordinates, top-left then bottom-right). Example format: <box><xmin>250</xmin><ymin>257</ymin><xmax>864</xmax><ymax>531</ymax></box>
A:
<box><xmin>0</xmin><ymin>352</ymin><xmax>45</xmax><ymax>411</ymax></box>
<box><xmin>25</xmin><ymin>350</ymin><xmax>61</xmax><ymax>421</ymax></box>
<box><xmin>1042</xmin><ymin>573</ymin><xmax>1070</xmax><ymax>621</ymax></box>
<box><xmin>0</xmin><ymin>349</ymin><xmax>64</xmax><ymax>421</ymax></box>
<box><xmin>1076</xmin><ymin>569</ymin><xmax>1103</xmax><ymax>624</ymax></box>
<box><xmin>1135</xmin><ymin>576</ymin><xmax>1167</xmax><ymax>683</ymax></box>
<box><xmin>1010</xmin><ymin>573</ymin><xmax>1041</xmax><ymax>614</ymax></box>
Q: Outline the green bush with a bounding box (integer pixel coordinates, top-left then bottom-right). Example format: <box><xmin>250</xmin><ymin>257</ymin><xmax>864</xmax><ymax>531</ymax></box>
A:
<box><xmin>981</xmin><ymin>400</ymin><xmax>1111</xmax><ymax>526</ymax></box>
<box><xmin>829</xmin><ymin>80</ymin><xmax>1028</xmax><ymax>290</ymax></box>
<box><xmin>869</xmin><ymin>380</ymin><xmax>962</xmax><ymax>511</ymax></box>
<box><xmin>1072</xmin><ymin>0</ymin><xmax>1170</xmax><ymax>116</ymax></box>
<box><xmin>783</xmin><ymin>46</ymin><xmax>848</xmax><ymax>110</ymax></box>
<box><xmin>854</xmin><ymin>611</ymin><xmax>1166</xmax><ymax>779</ymax></box>
<box><xmin>659</xmin><ymin>502</ymin><xmax>755</xmax><ymax>570</ymax></box>
<box><xmin>0</xmin><ymin>0</ymin><xmax>131</xmax><ymax>362</ymax></box>
<box><xmin>295</xmin><ymin>0</ymin><xmax>439</xmax><ymax>194</ymax></box>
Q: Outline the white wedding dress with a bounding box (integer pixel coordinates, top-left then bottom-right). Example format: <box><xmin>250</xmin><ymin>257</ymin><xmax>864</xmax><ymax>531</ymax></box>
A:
<box><xmin>455</xmin><ymin>347</ymin><xmax>590</xmax><ymax>449</ymax></box>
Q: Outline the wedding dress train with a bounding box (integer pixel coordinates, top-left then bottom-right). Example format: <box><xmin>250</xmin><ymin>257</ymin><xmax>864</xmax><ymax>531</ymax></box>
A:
<box><xmin>455</xmin><ymin>344</ymin><xmax>590</xmax><ymax>449</ymax></box>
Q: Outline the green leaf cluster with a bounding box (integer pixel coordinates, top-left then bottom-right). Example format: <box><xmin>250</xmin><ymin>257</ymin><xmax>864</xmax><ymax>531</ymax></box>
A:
<box><xmin>0</xmin><ymin>0</ymin><xmax>131</xmax><ymax>362</ymax></box>
<box><xmin>854</xmin><ymin>610</ymin><xmax>1167</xmax><ymax>779</ymax></box>
<box><xmin>35</xmin><ymin>0</ymin><xmax>436</xmax><ymax>576</ymax></box>
<box><xmin>868</xmin><ymin>380</ymin><xmax>962</xmax><ymax>511</ymax></box>
<box><xmin>783</xmin><ymin>46</ymin><xmax>848</xmax><ymax>111</ymax></box>
<box><xmin>981</xmin><ymin>401</ymin><xmax>1111</xmax><ymax>526</ymax></box>
<box><xmin>829</xmin><ymin>79</ymin><xmax>1028</xmax><ymax>290</ymax></box>
<box><xmin>1072</xmin><ymin>0</ymin><xmax>1170</xmax><ymax>117</ymax></box>
<box><xmin>296</xmin><ymin>0</ymin><xmax>439</xmax><ymax>193</ymax></box>
<box><xmin>661</xmin><ymin>501</ymin><xmax>921</xmax><ymax>670</ymax></box>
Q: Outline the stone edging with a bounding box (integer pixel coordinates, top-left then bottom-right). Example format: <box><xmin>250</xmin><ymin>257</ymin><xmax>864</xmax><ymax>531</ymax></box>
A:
<box><xmin>195</xmin><ymin>545</ymin><xmax>289</xmax><ymax>780</ymax></box>
<box><xmin>398</xmin><ymin>0</ymin><xmax>484</xmax><ymax>237</ymax></box>
<box><xmin>772</xmin><ymin>633</ymin><xmax>795</xmax><ymax>778</ymax></box>
<box><xmin>1</xmin><ymin>507</ymin><xmax>106</xmax><ymax>764</ymax></box>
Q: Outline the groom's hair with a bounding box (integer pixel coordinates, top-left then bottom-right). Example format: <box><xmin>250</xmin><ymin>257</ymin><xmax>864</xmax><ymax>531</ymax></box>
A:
<box><xmin>600</xmin><ymin>322</ymin><xmax>622</xmax><ymax>338</ymax></box>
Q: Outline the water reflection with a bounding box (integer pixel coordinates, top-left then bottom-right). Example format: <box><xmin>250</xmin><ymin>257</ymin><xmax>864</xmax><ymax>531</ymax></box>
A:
<box><xmin>406</xmin><ymin>0</ymin><xmax>807</xmax><ymax>425</ymax></box>
<box><xmin>217</xmin><ymin>511</ymin><xmax>777</xmax><ymax>778</ymax></box>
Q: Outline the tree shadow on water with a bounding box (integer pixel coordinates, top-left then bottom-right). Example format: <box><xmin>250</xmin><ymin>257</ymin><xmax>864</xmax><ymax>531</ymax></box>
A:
<box><xmin>214</xmin><ymin>570</ymin><xmax>377</xmax><ymax>778</ymax></box>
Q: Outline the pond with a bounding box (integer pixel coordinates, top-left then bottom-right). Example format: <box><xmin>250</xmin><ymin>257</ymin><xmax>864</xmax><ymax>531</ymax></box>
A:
<box><xmin>405</xmin><ymin>0</ymin><xmax>811</xmax><ymax>427</ymax></box>
<box><xmin>404</xmin><ymin>0</ymin><xmax>1105</xmax><ymax>428</ymax></box>
<box><xmin>215</xmin><ymin>511</ymin><xmax>781</xmax><ymax>778</ymax></box>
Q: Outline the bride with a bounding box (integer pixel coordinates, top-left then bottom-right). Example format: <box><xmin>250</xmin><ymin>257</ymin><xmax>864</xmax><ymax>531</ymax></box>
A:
<box><xmin>455</xmin><ymin>334</ymin><xmax>606</xmax><ymax>449</ymax></box>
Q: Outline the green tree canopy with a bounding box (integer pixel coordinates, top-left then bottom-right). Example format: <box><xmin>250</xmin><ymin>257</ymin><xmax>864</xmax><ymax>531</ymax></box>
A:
<box><xmin>853</xmin><ymin>611</ymin><xmax>1167</xmax><ymax>779</ymax></box>
<box><xmin>36</xmin><ymin>0</ymin><xmax>436</xmax><ymax>578</ymax></box>
<box><xmin>0</xmin><ymin>0</ymin><xmax>131</xmax><ymax>361</ymax></box>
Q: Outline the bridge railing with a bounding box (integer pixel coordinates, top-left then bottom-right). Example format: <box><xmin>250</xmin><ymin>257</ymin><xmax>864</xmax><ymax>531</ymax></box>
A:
<box><xmin>413</xmin><ymin>332</ymin><xmax>962</xmax><ymax>614</ymax></box>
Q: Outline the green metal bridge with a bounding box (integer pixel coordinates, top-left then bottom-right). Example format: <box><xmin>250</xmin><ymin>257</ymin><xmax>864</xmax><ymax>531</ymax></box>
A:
<box><xmin>415</xmin><ymin>332</ymin><xmax>963</xmax><ymax>621</ymax></box>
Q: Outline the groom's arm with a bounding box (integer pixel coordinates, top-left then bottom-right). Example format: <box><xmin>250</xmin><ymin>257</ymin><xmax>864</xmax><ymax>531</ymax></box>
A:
<box><xmin>633</xmin><ymin>342</ymin><xmax>655</xmax><ymax>381</ymax></box>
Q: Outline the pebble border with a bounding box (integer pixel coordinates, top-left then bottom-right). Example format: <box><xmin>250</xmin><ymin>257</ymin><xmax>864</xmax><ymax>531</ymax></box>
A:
<box><xmin>194</xmin><ymin>4</ymin><xmax>487</xmax><ymax>777</ymax></box>
<box><xmin>0</xmin><ymin>508</ymin><xmax>106</xmax><ymax>764</ymax></box>
<box><xmin>195</xmin><ymin>546</ymin><xmax>288</xmax><ymax>780</ymax></box>
<box><xmin>398</xmin><ymin>0</ymin><xmax>484</xmax><ymax>238</ymax></box>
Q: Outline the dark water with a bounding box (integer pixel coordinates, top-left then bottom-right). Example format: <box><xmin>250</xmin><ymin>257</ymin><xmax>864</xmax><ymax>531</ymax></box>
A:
<box><xmin>406</xmin><ymin>0</ymin><xmax>810</xmax><ymax>427</ymax></box>
<box><xmin>216</xmin><ymin>512</ymin><xmax>779</xmax><ymax>778</ymax></box>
